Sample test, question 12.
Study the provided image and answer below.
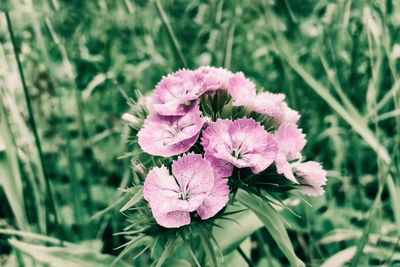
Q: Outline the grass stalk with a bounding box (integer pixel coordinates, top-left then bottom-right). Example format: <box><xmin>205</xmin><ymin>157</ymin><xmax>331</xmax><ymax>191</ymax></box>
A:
<box><xmin>224</xmin><ymin>24</ymin><xmax>235</xmax><ymax>70</ymax></box>
<box><xmin>154</xmin><ymin>0</ymin><xmax>187</xmax><ymax>68</ymax></box>
<box><xmin>5</xmin><ymin>12</ymin><xmax>60</xmax><ymax>235</ymax></box>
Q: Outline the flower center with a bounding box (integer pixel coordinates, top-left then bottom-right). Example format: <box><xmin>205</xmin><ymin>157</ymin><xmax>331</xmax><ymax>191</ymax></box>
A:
<box><xmin>178</xmin><ymin>191</ymin><xmax>190</xmax><ymax>200</ymax></box>
<box><xmin>231</xmin><ymin>149</ymin><xmax>243</xmax><ymax>159</ymax></box>
<box><xmin>183</xmin><ymin>99</ymin><xmax>195</xmax><ymax>107</ymax></box>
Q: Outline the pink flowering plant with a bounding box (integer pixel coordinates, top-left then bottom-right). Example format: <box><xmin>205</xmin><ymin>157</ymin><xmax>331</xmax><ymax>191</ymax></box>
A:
<box><xmin>119</xmin><ymin>67</ymin><xmax>327</xmax><ymax>266</ymax></box>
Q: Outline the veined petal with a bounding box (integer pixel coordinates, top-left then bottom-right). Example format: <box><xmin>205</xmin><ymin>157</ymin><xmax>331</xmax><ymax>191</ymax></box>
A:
<box><xmin>143</xmin><ymin>166</ymin><xmax>180</xmax><ymax>203</ymax></box>
<box><xmin>152</xmin><ymin>208</ymin><xmax>191</xmax><ymax>228</ymax></box>
<box><xmin>197</xmin><ymin>177</ymin><xmax>229</xmax><ymax>220</ymax></box>
<box><xmin>138</xmin><ymin>109</ymin><xmax>203</xmax><ymax>157</ymax></box>
<box><xmin>202</xmin><ymin>118</ymin><xmax>278</xmax><ymax>175</ymax></box>
<box><xmin>171</xmin><ymin>153</ymin><xmax>214</xmax><ymax>196</ymax></box>
<box><xmin>153</xmin><ymin>69</ymin><xmax>205</xmax><ymax>116</ymax></box>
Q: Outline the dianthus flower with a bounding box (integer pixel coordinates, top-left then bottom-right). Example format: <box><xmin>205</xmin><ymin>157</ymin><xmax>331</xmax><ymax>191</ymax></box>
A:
<box><xmin>153</xmin><ymin>69</ymin><xmax>206</xmax><ymax>116</ymax></box>
<box><xmin>143</xmin><ymin>153</ymin><xmax>229</xmax><ymax>228</ymax></box>
<box><xmin>138</xmin><ymin>108</ymin><xmax>203</xmax><ymax>157</ymax></box>
<box><xmin>201</xmin><ymin>118</ymin><xmax>278</xmax><ymax>177</ymax></box>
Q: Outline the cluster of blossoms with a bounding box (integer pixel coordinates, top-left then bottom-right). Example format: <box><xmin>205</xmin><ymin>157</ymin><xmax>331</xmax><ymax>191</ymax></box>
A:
<box><xmin>124</xmin><ymin>66</ymin><xmax>327</xmax><ymax>228</ymax></box>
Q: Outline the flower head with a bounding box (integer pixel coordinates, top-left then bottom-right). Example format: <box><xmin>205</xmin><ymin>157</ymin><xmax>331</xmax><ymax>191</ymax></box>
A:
<box><xmin>153</xmin><ymin>69</ymin><xmax>206</xmax><ymax>116</ymax></box>
<box><xmin>143</xmin><ymin>153</ymin><xmax>227</xmax><ymax>228</ymax></box>
<box><xmin>138</xmin><ymin>108</ymin><xmax>203</xmax><ymax>157</ymax></box>
<box><xmin>294</xmin><ymin>161</ymin><xmax>327</xmax><ymax>196</ymax></box>
<box><xmin>202</xmin><ymin>118</ymin><xmax>278</xmax><ymax>177</ymax></box>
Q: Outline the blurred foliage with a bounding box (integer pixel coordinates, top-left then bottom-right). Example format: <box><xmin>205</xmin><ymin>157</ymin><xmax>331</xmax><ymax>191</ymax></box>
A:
<box><xmin>1</xmin><ymin>0</ymin><xmax>400</xmax><ymax>266</ymax></box>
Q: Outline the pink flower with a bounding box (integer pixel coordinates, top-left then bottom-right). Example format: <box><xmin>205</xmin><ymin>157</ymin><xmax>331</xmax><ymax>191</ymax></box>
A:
<box><xmin>138</xmin><ymin>108</ymin><xmax>203</xmax><ymax>157</ymax></box>
<box><xmin>274</xmin><ymin>124</ymin><xmax>306</xmax><ymax>183</ymax></box>
<box><xmin>143</xmin><ymin>153</ymin><xmax>228</xmax><ymax>228</ymax></box>
<box><xmin>153</xmin><ymin>69</ymin><xmax>206</xmax><ymax>116</ymax></box>
<box><xmin>294</xmin><ymin>161</ymin><xmax>327</xmax><ymax>196</ymax></box>
<box><xmin>196</xmin><ymin>66</ymin><xmax>233</xmax><ymax>93</ymax></box>
<box><xmin>229</xmin><ymin>72</ymin><xmax>287</xmax><ymax>118</ymax></box>
<box><xmin>201</xmin><ymin>118</ymin><xmax>278</xmax><ymax>177</ymax></box>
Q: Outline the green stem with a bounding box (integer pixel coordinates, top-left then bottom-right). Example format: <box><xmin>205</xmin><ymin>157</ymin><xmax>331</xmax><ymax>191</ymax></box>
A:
<box><xmin>236</xmin><ymin>246</ymin><xmax>254</xmax><ymax>267</ymax></box>
<box><xmin>5</xmin><ymin>12</ymin><xmax>61</xmax><ymax>237</ymax></box>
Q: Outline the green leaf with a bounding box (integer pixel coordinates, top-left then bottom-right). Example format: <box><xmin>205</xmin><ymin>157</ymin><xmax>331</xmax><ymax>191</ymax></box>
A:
<box><xmin>236</xmin><ymin>189</ymin><xmax>305</xmax><ymax>267</ymax></box>
<box><xmin>0</xmin><ymin>99</ymin><xmax>29</xmax><ymax>231</ymax></box>
<box><xmin>198</xmin><ymin>226</ymin><xmax>219</xmax><ymax>267</ymax></box>
<box><xmin>119</xmin><ymin>186</ymin><xmax>143</xmax><ymax>212</ymax></box>
<box><xmin>213</xmin><ymin>204</ymin><xmax>262</xmax><ymax>254</ymax></box>
<box><xmin>9</xmin><ymin>238</ymin><xmax>130</xmax><ymax>267</ymax></box>
<box><xmin>155</xmin><ymin>237</ymin><xmax>176</xmax><ymax>267</ymax></box>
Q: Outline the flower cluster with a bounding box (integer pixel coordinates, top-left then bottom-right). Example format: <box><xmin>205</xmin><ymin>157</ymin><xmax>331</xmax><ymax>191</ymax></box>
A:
<box><xmin>125</xmin><ymin>66</ymin><xmax>327</xmax><ymax>228</ymax></box>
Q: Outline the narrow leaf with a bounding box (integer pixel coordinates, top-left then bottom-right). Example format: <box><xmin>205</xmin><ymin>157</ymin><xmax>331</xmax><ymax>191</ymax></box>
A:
<box><xmin>119</xmin><ymin>186</ymin><xmax>143</xmax><ymax>212</ymax></box>
<box><xmin>236</xmin><ymin>189</ymin><xmax>305</xmax><ymax>267</ymax></box>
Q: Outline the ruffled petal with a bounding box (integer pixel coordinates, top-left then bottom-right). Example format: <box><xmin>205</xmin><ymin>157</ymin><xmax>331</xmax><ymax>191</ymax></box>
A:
<box><xmin>295</xmin><ymin>161</ymin><xmax>327</xmax><ymax>196</ymax></box>
<box><xmin>251</xmin><ymin>92</ymin><xmax>286</xmax><ymax>118</ymax></box>
<box><xmin>143</xmin><ymin>166</ymin><xmax>179</xmax><ymax>204</ymax></box>
<box><xmin>171</xmin><ymin>153</ymin><xmax>214</xmax><ymax>196</ymax></box>
<box><xmin>153</xmin><ymin>69</ymin><xmax>205</xmax><ymax>116</ymax></box>
<box><xmin>228</xmin><ymin>72</ymin><xmax>256</xmax><ymax>106</ymax></box>
<box><xmin>196</xmin><ymin>66</ymin><xmax>234</xmax><ymax>93</ymax></box>
<box><xmin>138</xmin><ymin>109</ymin><xmax>203</xmax><ymax>157</ymax></box>
<box><xmin>197</xmin><ymin>177</ymin><xmax>229</xmax><ymax>220</ymax></box>
<box><xmin>152</xmin><ymin>208</ymin><xmax>191</xmax><ymax>228</ymax></box>
<box><xmin>274</xmin><ymin>123</ymin><xmax>306</xmax><ymax>161</ymax></box>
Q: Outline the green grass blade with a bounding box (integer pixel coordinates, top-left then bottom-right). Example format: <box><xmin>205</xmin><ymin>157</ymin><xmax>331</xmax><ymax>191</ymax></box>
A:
<box><xmin>9</xmin><ymin>238</ymin><xmax>130</xmax><ymax>267</ymax></box>
<box><xmin>236</xmin><ymin>189</ymin><xmax>305</xmax><ymax>267</ymax></box>
<box><xmin>0</xmin><ymin>97</ymin><xmax>29</xmax><ymax>231</ymax></box>
<box><xmin>119</xmin><ymin>186</ymin><xmax>143</xmax><ymax>212</ymax></box>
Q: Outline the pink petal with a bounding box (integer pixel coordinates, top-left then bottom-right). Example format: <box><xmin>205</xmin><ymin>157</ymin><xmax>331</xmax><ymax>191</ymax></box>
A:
<box><xmin>143</xmin><ymin>166</ymin><xmax>179</xmax><ymax>204</ymax></box>
<box><xmin>138</xmin><ymin>109</ymin><xmax>203</xmax><ymax>157</ymax></box>
<box><xmin>171</xmin><ymin>153</ymin><xmax>214</xmax><ymax>196</ymax></box>
<box><xmin>274</xmin><ymin>123</ymin><xmax>306</xmax><ymax>161</ymax></box>
<box><xmin>251</xmin><ymin>92</ymin><xmax>286</xmax><ymax>118</ymax></box>
<box><xmin>196</xmin><ymin>66</ymin><xmax>234</xmax><ymax>93</ymax></box>
<box><xmin>278</xmin><ymin>103</ymin><xmax>300</xmax><ymax>125</ymax></box>
<box><xmin>275</xmin><ymin>153</ymin><xmax>297</xmax><ymax>183</ymax></box>
<box><xmin>153</xmin><ymin>69</ymin><xmax>205</xmax><ymax>116</ymax></box>
<box><xmin>205</xmin><ymin>151</ymin><xmax>234</xmax><ymax>178</ymax></box>
<box><xmin>197</xmin><ymin>177</ymin><xmax>229</xmax><ymax>220</ymax></box>
<box><xmin>201</xmin><ymin>118</ymin><xmax>232</xmax><ymax>150</ymax></box>
<box><xmin>202</xmin><ymin>118</ymin><xmax>278</xmax><ymax>175</ymax></box>
<box><xmin>295</xmin><ymin>161</ymin><xmax>327</xmax><ymax>196</ymax></box>
<box><xmin>152</xmin><ymin>208</ymin><xmax>191</xmax><ymax>228</ymax></box>
<box><xmin>228</xmin><ymin>72</ymin><xmax>256</xmax><ymax>106</ymax></box>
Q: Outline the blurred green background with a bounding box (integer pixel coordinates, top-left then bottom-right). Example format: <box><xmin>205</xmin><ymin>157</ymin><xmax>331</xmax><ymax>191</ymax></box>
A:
<box><xmin>1</xmin><ymin>0</ymin><xmax>400</xmax><ymax>266</ymax></box>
